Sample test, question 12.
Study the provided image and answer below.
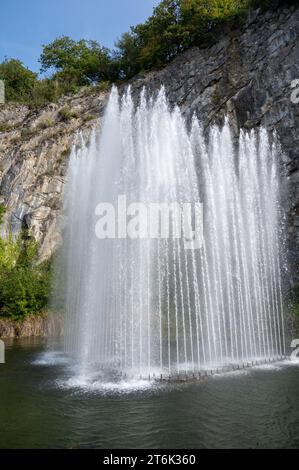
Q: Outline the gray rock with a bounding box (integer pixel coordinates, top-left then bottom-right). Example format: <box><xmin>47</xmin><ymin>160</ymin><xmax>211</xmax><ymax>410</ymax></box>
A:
<box><xmin>0</xmin><ymin>88</ymin><xmax>107</xmax><ymax>260</ymax></box>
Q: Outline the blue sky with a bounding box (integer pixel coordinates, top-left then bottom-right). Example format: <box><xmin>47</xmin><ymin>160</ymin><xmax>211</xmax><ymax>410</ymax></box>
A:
<box><xmin>0</xmin><ymin>0</ymin><xmax>160</xmax><ymax>74</ymax></box>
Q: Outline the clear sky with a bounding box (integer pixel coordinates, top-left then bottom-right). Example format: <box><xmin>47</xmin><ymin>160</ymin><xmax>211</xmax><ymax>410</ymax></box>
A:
<box><xmin>0</xmin><ymin>0</ymin><xmax>160</xmax><ymax>74</ymax></box>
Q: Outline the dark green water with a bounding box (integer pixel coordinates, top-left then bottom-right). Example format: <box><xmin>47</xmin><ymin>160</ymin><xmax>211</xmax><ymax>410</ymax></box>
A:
<box><xmin>0</xmin><ymin>338</ymin><xmax>298</xmax><ymax>449</ymax></box>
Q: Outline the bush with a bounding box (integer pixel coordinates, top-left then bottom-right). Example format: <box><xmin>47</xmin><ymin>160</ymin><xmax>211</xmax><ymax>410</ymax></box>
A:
<box><xmin>0</xmin><ymin>123</ymin><xmax>13</xmax><ymax>133</ymax></box>
<box><xmin>0</xmin><ymin>60</ymin><xmax>67</xmax><ymax>108</ymax></box>
<box><xmin>0</xmin><ymin>59</ymin><xmax>38</xmax><ymax>103</ymax></box>
<box><xmin>58</xmin><ymin>106</ymin><xmax>79</xmax><ymax>122</ymax></box>
<box><xmin>82</xmin><ymin>114</ymin><xmax>97</xmax><ymax>124</ymax></box>
<box><xmin>30</xmin><ymin>78</ymin><xmax>65</xmax><ymax>108</ymax></box>
<box><xmin>21</xmin><ymin>127</ymin><xmax>36</xmax><ymax>139</ymax></box>
<box><xmin>0</xmin><ymin>204</ymin><xmax>6</xmax><ymax>224</ymax></box>
<box><xmin>0</xmin><ymin>235</ymin><xmax>51</xmax><ymax>319</ymax></box>
<box><xmin>57</xmin><ymin>147</ymin><xmax>71</xmax><ymax>164</ymax></box>
<box><xmin>36</xmin><ymin>118</ymin><xmax>55</xmax><ymax>130</ymax></box>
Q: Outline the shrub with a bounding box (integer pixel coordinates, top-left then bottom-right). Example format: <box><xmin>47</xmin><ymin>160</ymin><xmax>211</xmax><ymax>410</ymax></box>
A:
<box><xmin>58</xmin><ymin>106</ymin><xmax>79</xmax><ymax>122</ymax></box>
<box><xmin>0</xmin><ymin>235</ymin><xmax>51</xmax><ymax>319</ymax></box>
<box><xmin>30</xmin><ymin>78</ymin><xmax>65</xmax><ymax>108</ymax></box>
<box><xmin>82</xmin><ymin>114</ymin><xmax>97</xmax><ymax>124</ymax></box>
<box><xmin>0</xmin><ymin>59</ymin><xmax>38</xmax><ymax>103</ymax></box>
<box><xmin>94</xmin><ymin>81</ymin><xmax>111</xmax><ymax>93</ymax></box>
<box><xmin>21</xmin><ymin>127</ymin><xmax>36</xmax><ymax>138</ymax></box>
<box><xmin>0</xmin><ymin>123</ymin><xmax>13</xmax><ymax>133</ymax></box>
<box><xmin>57</xmin><ymin>147</ymin><xmax>71</xmax><ymax>164</ymax></box>
<box><xmin>36</xmin><ymin>118</ymin><xmax>55</xmax><ymax>130</ymax></box>
<box><xmin>0</xmin><ymin>204</ymin><xmax>6</xmax><ymax>224</ymax></box>
<box><xmin>0</xmin><ymin>61</ymin><xmax>71</xmax><ymax>108</ymax></box>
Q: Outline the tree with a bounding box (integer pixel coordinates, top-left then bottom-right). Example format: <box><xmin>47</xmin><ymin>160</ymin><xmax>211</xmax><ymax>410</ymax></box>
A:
<box><xmin>1</xmin><ymin>1</ymin><xmax>286</xmax><ymax>103</ymax></box>
<box><xmin>115</xmin><ymin>32</ymin><xmax>142</xmax><ymax>79</ymax></box>
<box><xmin>115</xmin><ymin>0</ymin><xmax>251</xmax><ymax>79</ymax></box>
<box><xmin>136</xmin><ymin>0</ymin><xmax>183</xmax><ymax>68</ymax></box>
<box><xmin>39</xmin><ymin>36</ymin><xmax>116</xmax><ymax>87</ymax></box>
<box><xmin>0</xmin><ymin>59</ymin><xmax>37</xmax><ymax>103</ymax></box>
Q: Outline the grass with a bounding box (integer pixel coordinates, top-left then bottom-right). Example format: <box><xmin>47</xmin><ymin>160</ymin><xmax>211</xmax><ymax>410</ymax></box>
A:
<box><xmin>36</xmin><ymin>118</ymin><xmax>55</xmax><ymax>130</ymax></box>
<box><xmin>58</xmin><ymin>107</ymin><xmax>80</xmax><ymax>122</ymax></box>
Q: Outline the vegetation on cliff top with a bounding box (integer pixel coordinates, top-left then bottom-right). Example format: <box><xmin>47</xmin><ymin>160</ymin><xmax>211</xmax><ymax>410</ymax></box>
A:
<box><xmin>0</xmin><ymin>0</ymin><xmax>294</xmax><ymax>108</ymax></box>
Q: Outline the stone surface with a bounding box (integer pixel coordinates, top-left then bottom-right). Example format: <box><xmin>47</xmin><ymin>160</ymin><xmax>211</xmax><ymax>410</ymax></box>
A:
<box><xmin>0</xmin><ymin>5</ymin><xmax>298</xmax><ymax>284</ymax></box>
<box><xmin>0</xmin><ymin>313</ymin><xmax>63</xmax><ymax>338</ymax></box>
<box><xmin>0</xmin><ymin>89</ymin><xmax>107</xmax><ymax>261</ymax></box>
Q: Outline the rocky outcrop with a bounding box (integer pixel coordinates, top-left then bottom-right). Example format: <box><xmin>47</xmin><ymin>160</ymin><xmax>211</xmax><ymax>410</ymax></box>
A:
<box><xmin>0</xmin><ymin>312</ymin><xmax>63</xmax><ymax>338</ymax></box>
<box><xmin>0</xmin><ymin>5</ymin><xmax>298</xmax><ymax>284</ymax></box>
<box><xmin>0</xmin><ymin>89</ymin><xmax>107</xmax><ymax>261</ymax></box>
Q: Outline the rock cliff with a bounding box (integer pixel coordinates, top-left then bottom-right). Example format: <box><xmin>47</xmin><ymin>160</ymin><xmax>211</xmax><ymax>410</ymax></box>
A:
<box><xmin>0</xmin><ymin>89</ymin><xmax>107</xmax><ymax>260</ymax></box>
<box><xmin>0</xmin><ymin>4</ymin><xmax>298</xmax><ymax>283</ymax></box>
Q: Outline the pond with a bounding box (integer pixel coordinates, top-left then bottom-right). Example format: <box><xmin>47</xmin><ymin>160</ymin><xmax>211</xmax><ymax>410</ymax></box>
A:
<box><xmin>0</xmin><ymin>338</ymin><xmax>298</xmax><ymax>449</ymax></box>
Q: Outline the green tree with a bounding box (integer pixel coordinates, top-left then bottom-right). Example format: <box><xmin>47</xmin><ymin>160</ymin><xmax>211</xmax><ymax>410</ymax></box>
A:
<box><xmin>39</xmin><ymin>36</ymin><xmax>116</xmax><ymax>87</ymax></box>
<box><xmin>115</xmin><ymin>32</ymin><xmax>142</xmax><ymax>79</ymax></box>
<box><xmin>0</xmin><ymin>59</ymin><xmax>38</xmax><ymax>103</ymax></box>
<box><xmin>117</xmin><ymin>0</ymin><xmax>184</xmax><ymax>76</ymax></box>
<box><xmin>115</xmin><ymin>0</ymin><xmax>250</xmax><ymax>79</ymax></box>
<box><xmin>179</xmin><ymin>0</ymin><xmax>248</xmax><ymax>46</ymax></box>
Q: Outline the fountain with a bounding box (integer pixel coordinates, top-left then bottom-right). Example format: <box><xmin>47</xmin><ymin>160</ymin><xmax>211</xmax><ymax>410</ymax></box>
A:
<box><xmin>61</xmin><ymin>86</ymin><xmax>286</xmax><ymax>380</ymax></box>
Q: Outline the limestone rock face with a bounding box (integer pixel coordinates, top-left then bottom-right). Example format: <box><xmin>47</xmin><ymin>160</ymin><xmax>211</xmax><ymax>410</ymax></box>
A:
<box><xmin>0</xmin><ymin>89</ymin><xmax>107</xmax><ymax>261</ymax></box>
<box><xmin>0</xmin><ymin>5</ymin><xmax>298</xmax><ymax>283</ymax></box>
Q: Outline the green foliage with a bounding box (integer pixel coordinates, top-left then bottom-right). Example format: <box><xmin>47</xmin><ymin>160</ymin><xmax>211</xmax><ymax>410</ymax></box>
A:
<box><xmin>116</xmin><ymin>0</ymin><xmax>250</xmax><ymax>78</ymax></box>
<box><xmin>0</xmin><ymin>123</ymin><xmax>13</xmax><ymax>133</ymax></box>
<box><xmin>1</xmin><ymin>1</ymin><xmax>284</xmax><ymax>104</ymax></box>
<box><xmin>39</xmin><ymin>36</ymin><xmax>116</xmax><ymax>87</ymax></box>
<box><xmin>0</xmin><ymin>59</ymin><xmax>38</xmax><ymax>103</ymax></box>
<box><xmin>0</xmin><ymin>234</ymin><xmax>51</xmax><ymax>319</ymax></box>
<box><xmin>0</xmin><ymin>59</ymin><xmax>66</xmax><ymax>107</ymax></box>
<box><xmin>36</xmin><ymin>118</ymin><xmax>55</xmax><ymax>130</ymax></box>
<box><xmin>94</xmin><ymin>80</ymin><xmax>112</xmax><ymax>93</ymax></box>
<box><xmin>82</xmin><ymin>114</ymin><xmax>97</xmax><ymax>124</ymax></box>
<box><xmin>58</xmin><ymin>106</ymin><xmax>79</xmax><ymax>122</ymax></box>
<box><xmin>30</xmin><ymin>78</ymin><xmax>65</xmax><ymax>108</ymax></box>
<box><xmin>56</xmin><ymin>147</ymin><xmax>71</xmax><ymax>166</ymax></box>
<box><xmin>0</xmin><ymin>204</ymin><xmax>6</xmax><ymax>224</ymax></box>
<box><xmin>115</xmin><ymin>32</ymin><xmax>144</xmax><ymax>79</ymax></box>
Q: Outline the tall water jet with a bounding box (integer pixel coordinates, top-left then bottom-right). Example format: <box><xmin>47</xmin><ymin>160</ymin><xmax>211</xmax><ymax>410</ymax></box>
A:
<box><xmin>61</xmin><ymin>86</ymin><xmax>286</xmax><ymax>379</ymax></box>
